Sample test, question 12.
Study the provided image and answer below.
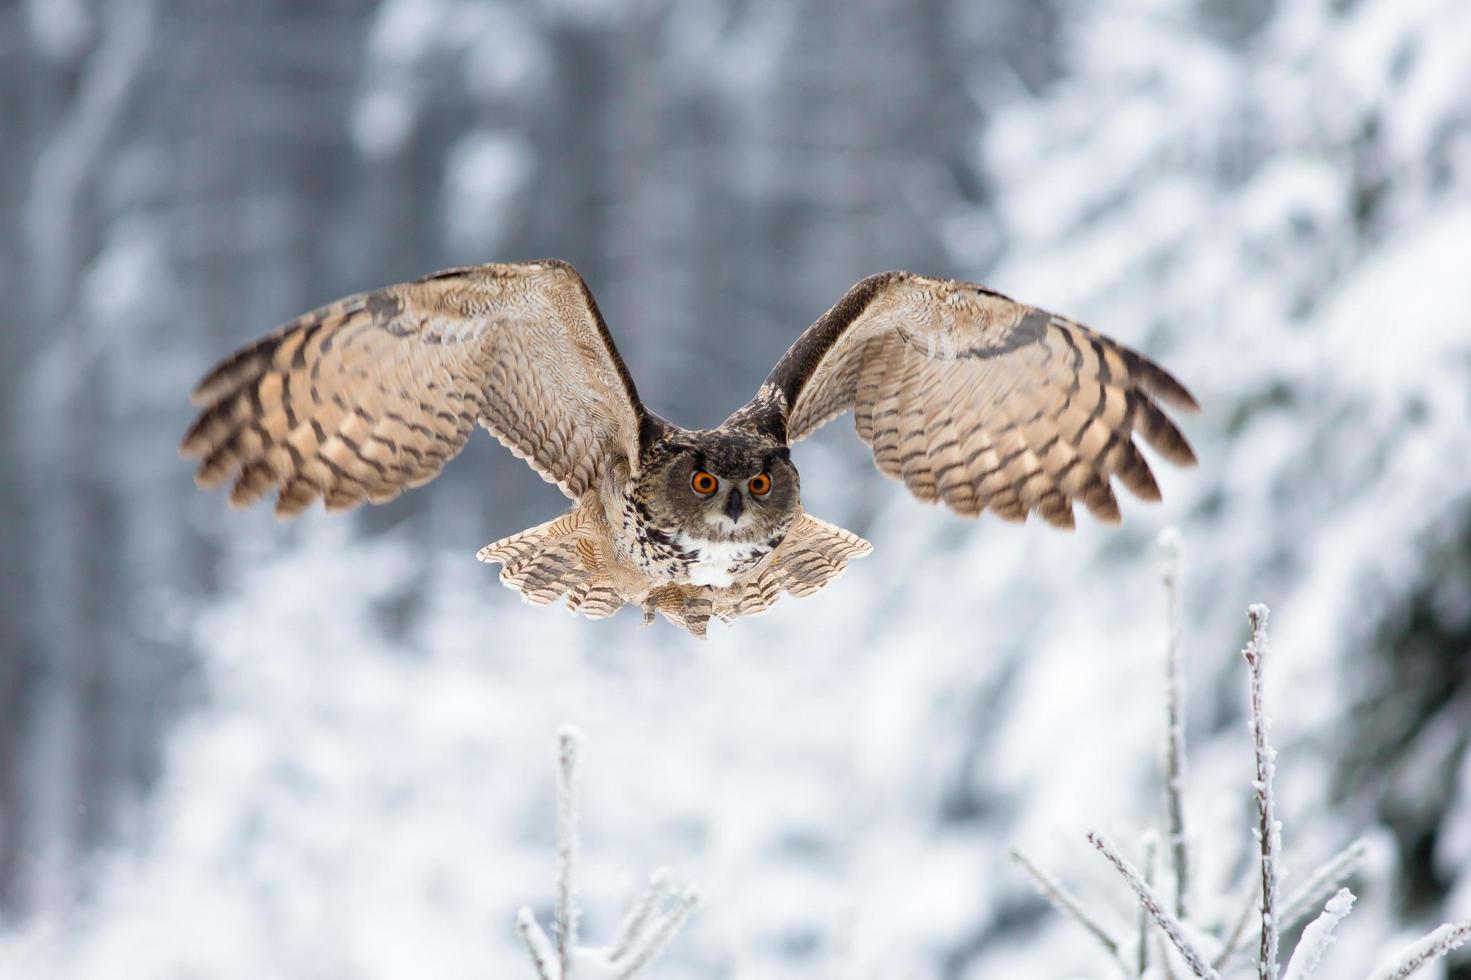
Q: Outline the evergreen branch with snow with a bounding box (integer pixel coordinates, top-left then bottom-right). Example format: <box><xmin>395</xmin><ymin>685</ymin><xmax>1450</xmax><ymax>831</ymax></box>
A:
<box><xmin>1089</xmin><ymin>830</ymin><xmax>1220</xmax><ymax>979</ymax></box>
<box><xmin>1243</xmin><ymin>603</ymin><xmax>1281</xmax><ymax>980</ymax></box>
<box><xmin>516</xmin><ymin>728</ymin><xmax>700</xmax><ymax>980</ymax></box>
<box><xmin>1363</xmin><ymin>917</ymin><xmax>1471</xmax><ymax>980</ymax></box>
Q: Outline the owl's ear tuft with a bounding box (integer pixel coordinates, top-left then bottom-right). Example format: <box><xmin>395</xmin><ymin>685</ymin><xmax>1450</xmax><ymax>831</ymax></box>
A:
<box><xmin>659</xmin><ymin>442</ymin><xmax>706</xmax><ymax>472</ymax></box>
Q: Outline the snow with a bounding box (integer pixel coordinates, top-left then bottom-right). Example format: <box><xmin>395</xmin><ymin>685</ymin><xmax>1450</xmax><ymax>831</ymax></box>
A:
<box><xmin>24</xmin><ymin>0</ymin><xmax>91</xmax><ymax>61</ymax></box>
<box><xmin>352</xmin><ymin>89</ymin><xmax>416</xmax><ymax>159</ymax></box>
<box><xmin>460</xmin><ymin>4</ymin><xmax>547</xmax><ymax>99</ymax></box>
<box><xmin>443</xmin><ymin>132</ymin><xmax>534</xmax><ymax>254</ymax></box>
<box><xmin>365</xmin><ymin>0</ymin><xmax>449</xmax><ymax>64</ymax></box>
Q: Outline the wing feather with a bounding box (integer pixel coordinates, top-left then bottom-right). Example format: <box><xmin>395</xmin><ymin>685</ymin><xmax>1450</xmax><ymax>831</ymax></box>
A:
<box><xmin>182</xmin><ymin>260</ymin><xmax>646</xmax><ymax>516</ymax></box>
<box><xmin>735</xmin><ymin>271</ymin><xmax>1197</xmax><ymax>526</ymax></box>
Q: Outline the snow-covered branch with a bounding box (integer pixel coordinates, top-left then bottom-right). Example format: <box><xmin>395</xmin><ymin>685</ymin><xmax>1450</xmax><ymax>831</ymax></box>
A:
<box><xmin>1011</xmin><ymin>533</ymin><xmax>1467</xmax><ymax>980</ymax></box>
<box><xmin>1139</xmin><ymin>833</ymin><xmax>1162</xmax><ymax>978</ymax></box>
<box><xmin>1280</xmin><ymin>840</ymin><xmax>1368</xmax><ymax>936</ymax></box>
<box><xmin>1010</xmin><ymin>848</ymin><xmax>1129</xmax><ymax>974</ymax></box>
<box><xmin>519</xmin><ymin>907</ymin><xmax>560</xmax><ymax>980</ymax></box>
<box><xmin>1243</xmin><ymin>603</ymin><xmax>1281</xmax><ymax>980</ymax></box>
<box><xmin>516</xmin><ymin>728</ymin><xmax>699</xmax><ymax>980</ymax></box>
<box><xmin>1089</xmin><ymin>830</ymin><xmax>1220</xmax><ymax>979</ymax></box>
<box><xmin>1363</xmin><ymin>917</ymin><xmax>1471</xmax><ymax>980</ymax></box>
<box><xmin>556</xmin><ymin>727</ymin><xmax>580</xmax><ymax>977</ymax></box>
<box><xmin>1160</xmin><ymin>528</ymin><xmax>1191</xmax><ymax>921</ymax></box>
<box><xmin>1281</xmin><ymin>888</ymin><xmax>1354</xmax><ymax>980</ymax></box>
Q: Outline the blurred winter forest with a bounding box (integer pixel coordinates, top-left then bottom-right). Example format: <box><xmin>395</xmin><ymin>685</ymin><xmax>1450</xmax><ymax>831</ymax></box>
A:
<box><xmin>2</xmin><ymin>0</ymin><xmax>1471</xmax><ymax>976</ymax></box>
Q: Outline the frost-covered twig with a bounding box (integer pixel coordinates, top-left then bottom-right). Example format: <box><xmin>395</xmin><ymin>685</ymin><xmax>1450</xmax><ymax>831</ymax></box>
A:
<box><xmin>1363</xmin><ymin>917</ymin><xmax>1471</xmax><ymax>980</ymax></box>
<box><xmin>1159</xmin><ymin>528</ymin><xmax>1191</xmax><ymax>921</ymax></box>
<box><xmin>609</xmin><ymin>885</ymin><xmax>700</xmax><ymax>980</ymax></box>
<box><xmin>1280</xmin><ymin>840</ymin><xmax>1368</xmax><ymax>936</ymax></box>
<box><xmin>1089</xmin><ymin>831</ymin><xmax>1220</xmax><ymax>979</ymax></box>
<box><xmin>1143</xmin><ymin>834</ymin><xmax>1180</xmax><ymax>980</ymax></box>
<box><xmin>1009</xmin><ymin>848</ymin><xmax>1130</xmax><ymax>975</ymax></box>
<box><xmin>1014</xmin><ymin>555</ymin><xmax>1468</xmax><ymax>980</ymax></box>
<box><xmin>1140</xmin><ymin>834</ymin><xmax>1158</xmax><ymax>978</ymax></box>
<box><xmin>516</xmin><ymin>728</ymin><xmax>699</xmax><ymax>980</ymax></box>
<box><xmin>518</xmin><ymin>907</ymin><xmax>560</xmax><ymax>980</ymax></box>
<box><xmin>1281</xmin><ymin>889</ymin><xmax>1354</xmax><ymax>980</ymax></box>
<box><xmin>1217</xmin><ymin>823</ymin><xmax>1366</xmax><ymax>970</ymax></box>
<box><xmin>1207</xmin><ymin>844</ymin><xmax>1364</xmax><ymax>975</ymax></box>
<box><xmin>608</xmin><ymin>869</ymin><xmax>675</xmax><ymax>963</ymax></box>
<box><xmin>556</xmin><ymin>727</ymin><xmax>581</xmax><ymax>978</ymax></box>
<box><xmin>1243</xmin><ymin>603</ymin><xmax>1280</xmax><ymax>980</ymax></box>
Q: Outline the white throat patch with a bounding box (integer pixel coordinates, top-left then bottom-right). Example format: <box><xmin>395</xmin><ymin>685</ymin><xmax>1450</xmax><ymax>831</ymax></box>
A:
<box><xmin>675</xmin><ymin>534</ymin><xmax>765</xmax><ymax>588</ymax></box>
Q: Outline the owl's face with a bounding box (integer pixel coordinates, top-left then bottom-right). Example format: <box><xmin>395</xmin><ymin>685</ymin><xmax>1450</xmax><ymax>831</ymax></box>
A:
<box><xmin>636</xmin><ymin>429</ymin><xmax>800</xmax><ymax>544</ymax></box>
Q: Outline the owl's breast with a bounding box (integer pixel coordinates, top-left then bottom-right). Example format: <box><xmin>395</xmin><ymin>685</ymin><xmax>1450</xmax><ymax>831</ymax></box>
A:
<box><xmin>603</xmin><ymin>479</ymin><xmax>690</xmax><ymax>581</ymax></box>
<box><xmin>672</xmin><ymin>535</ymin><xmax>777</xmax><ymax>588</ymax></box>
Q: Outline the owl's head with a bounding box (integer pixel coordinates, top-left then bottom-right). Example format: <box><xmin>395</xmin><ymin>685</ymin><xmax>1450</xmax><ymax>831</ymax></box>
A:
<box><xmin>636</xmin><ymin>428</ymin><xmax>800</xmax><ymax>543</ymax></box>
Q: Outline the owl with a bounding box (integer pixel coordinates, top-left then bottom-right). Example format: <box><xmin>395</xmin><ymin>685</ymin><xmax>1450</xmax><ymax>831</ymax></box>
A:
<box><xmin>182</xmin><ymin>261</ymin><xmax>1197</xmax><ymax>636</ymax></box>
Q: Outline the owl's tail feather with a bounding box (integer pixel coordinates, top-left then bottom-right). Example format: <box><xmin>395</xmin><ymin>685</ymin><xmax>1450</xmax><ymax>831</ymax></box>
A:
<box><xmin>477</xmin><ymin>509</ymin><xmax>624</xmax><ymax>620</ymax></box>
<box><xmin>716</xmin><ymin>512</ymin><xmax>873</xmax><ymax>623</ymax></box>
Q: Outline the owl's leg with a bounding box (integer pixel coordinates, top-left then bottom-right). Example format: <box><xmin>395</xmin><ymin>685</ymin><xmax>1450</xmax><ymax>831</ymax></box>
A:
<box><xmin>642</xmin><ymin>584</ymin><xmax>713</xmax><ymax>637</ymax></box>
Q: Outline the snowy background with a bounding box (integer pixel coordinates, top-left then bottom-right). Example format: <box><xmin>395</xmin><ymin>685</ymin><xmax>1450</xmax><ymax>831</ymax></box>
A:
<box><xmin>2</xmin><ymin>0</ymin><xmax>1470</xmax><ymax>976</ymax></box>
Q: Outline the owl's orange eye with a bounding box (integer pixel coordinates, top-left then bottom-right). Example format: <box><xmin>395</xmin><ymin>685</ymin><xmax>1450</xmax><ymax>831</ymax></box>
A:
<box><xmin>691</xmin><ymin>471</ymin><xmax>718</xmax><ymax>496</ymax></box>
<box><xmin>748</xmin><ymin>473</ymin><xmax>772</xmax><ymax>496</ymax></box>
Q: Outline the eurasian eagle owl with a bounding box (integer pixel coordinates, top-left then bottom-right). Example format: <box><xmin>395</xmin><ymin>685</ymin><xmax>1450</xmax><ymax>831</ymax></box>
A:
<box><xmin>182</xmin><ymin>261</ymin><xmax>1197</xmax><ymax>636</ymax></box>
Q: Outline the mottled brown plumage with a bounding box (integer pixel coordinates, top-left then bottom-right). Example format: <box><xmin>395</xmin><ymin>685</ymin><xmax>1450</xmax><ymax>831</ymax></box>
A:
<box><xmin>182</xmin><ymin>261</ymin><xmax>1197</xmax><ymax>635</ymax></box>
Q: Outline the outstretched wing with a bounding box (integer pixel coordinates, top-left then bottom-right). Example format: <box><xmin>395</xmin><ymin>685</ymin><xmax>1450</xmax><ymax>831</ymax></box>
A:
<box><xmin>181</xmin><ymin>260</ymin><xmax>647</xmax><ymax>516</ymax></box>
<box><xmin>736</xmin><ymin>272</ymin><xmax>1198</xmax><ymax>528</ymax></box>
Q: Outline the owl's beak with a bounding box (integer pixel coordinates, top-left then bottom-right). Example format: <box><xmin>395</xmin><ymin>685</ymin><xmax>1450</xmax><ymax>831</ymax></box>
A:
<box><xmin>724</xmin><ymin>488</ymin><xmax>744</xmax><ymax>523</ymax></box>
